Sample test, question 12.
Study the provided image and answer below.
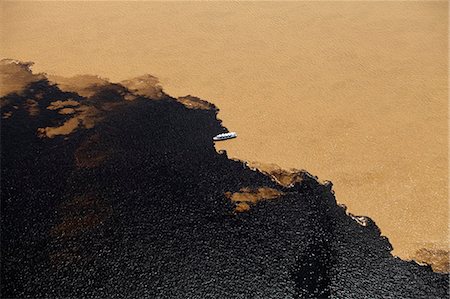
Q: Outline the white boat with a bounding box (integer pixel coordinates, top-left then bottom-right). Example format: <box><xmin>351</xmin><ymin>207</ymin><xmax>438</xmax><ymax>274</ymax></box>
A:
<box><xmin>213</xmin><ymin>132</ymin><xmax>237</xmax><ymax>141</ymax></box>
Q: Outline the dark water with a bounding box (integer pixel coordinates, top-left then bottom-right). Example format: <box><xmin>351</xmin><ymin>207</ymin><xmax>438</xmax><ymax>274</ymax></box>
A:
<box><xmin>1</xmin><ymin>80</ymin><xmax>448</xmax><ymax>298</ymax></box>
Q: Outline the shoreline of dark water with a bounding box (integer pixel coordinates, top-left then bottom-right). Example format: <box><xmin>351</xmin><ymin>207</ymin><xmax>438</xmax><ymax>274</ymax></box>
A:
<box><xmin>1</xmin><ymin>60</ymin><xmax>448</xmax><ymax>298</ymax></box>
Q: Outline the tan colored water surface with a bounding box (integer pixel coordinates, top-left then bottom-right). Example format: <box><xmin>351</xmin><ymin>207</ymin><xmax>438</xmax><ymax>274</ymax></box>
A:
<box><xmin>1</xmin><ymin>1</ymin><xmax>448</xmax><ymax>264</ymax></box>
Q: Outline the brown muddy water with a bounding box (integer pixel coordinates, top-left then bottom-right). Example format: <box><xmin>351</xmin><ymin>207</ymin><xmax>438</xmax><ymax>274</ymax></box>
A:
<box><xmin>1</xmin><ymin>1</ymin><xmax>447</xmax><ymax>266</ymax></box>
